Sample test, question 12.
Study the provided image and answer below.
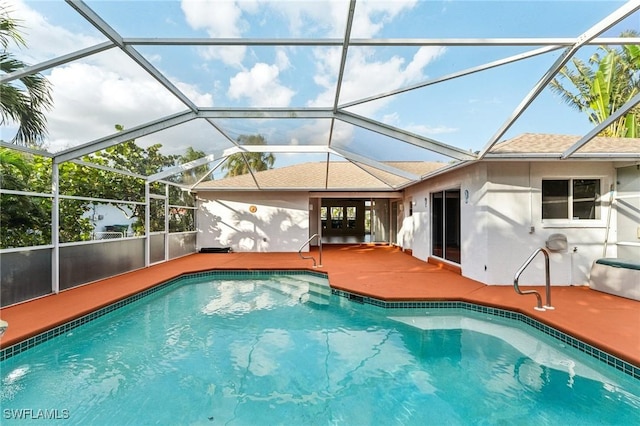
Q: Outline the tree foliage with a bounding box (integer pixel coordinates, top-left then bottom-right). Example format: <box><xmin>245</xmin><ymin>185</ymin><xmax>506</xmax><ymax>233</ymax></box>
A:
<box><xmin>549</xmin><ymin>31</ymin><xmax>640</xmax><ymax>137</ymax></box>
<box><xmin>0</xmin><ymin>126</ymin><xmax>201</xmax><ymax>248</ymax></box>
<box><xmin>0</xmin><ymin>147</ymin><xmax>51</xmax><ymax>247</ymax></box>
<box><xmin>0</xmin><ymin>5</ymin><xmax>53</xmax><ymax>146</ymax></box>
<box><xmin>221</xmin><ymin>134</ymin><xmax>276</xmax><ymax>177</ymax></box>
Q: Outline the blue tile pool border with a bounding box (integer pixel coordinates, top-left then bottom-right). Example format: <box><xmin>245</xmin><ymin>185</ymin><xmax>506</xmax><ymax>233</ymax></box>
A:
<box><xmin>331</xmin><ymin>289</ymin><xmax>640</xmax><ymax>380</ymax></box>
<box><xmin>0</xmin><ymin>269</ymin><xmax>327</xmax><ymax>362</ymax></box>
<box><xmin>1</xmin><ymin>269</ymin><xmax>638</xmax><ymax>381</ymax></box>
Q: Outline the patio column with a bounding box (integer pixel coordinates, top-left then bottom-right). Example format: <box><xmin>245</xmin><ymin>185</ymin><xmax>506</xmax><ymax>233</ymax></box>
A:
<box><xmin>51</xmin><ymin>161</ymin><xmax>59</xmax><ymax>294</ymax></box>
<box><xmin>164</xmin><ymin>183</ymin><xmax>169</xmax><ymax>262</ymax></box>
<box><xmin>145</xmin><ymin>181</ymin><xmax>150</xmax><ymax>267</ymax></box>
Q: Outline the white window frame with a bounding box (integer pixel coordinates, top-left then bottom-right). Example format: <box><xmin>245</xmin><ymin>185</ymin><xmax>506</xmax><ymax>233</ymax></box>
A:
<box><xmin>541</xmin><ymin>177</ymin><xmax>605</xmax><ymax>228</ymax></box>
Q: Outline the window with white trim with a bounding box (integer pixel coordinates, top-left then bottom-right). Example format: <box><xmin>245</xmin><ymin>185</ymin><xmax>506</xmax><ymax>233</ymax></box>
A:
<box><xmin>542</xmin><ymin>179</ymin><xmax>601</xmax><ymax>220</ymax></box>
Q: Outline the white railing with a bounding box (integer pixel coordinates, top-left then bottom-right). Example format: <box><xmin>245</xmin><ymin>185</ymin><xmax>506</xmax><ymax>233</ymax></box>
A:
<box><xmin>298</xmin><ymin>234</ymin><xmax>322</xmax><ymax>267</ymax></box>
<box><xmin>513</xmin><ymin>247</ymin><xmax>554</xmax><ymax>312</ymax></box>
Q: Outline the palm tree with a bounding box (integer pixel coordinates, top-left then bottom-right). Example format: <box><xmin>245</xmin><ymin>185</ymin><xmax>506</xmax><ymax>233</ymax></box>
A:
<box><xmin>179</xmin><ymin>146</ymin><xmax>208</xmax><ymax>184</ymax></box>
<box><xmin>0</xmin><ymin>5</ymin><xmax>53</xmax><ymax>146</ymax></box>
<box><xmin>549</xmin><ymin>31</ymin><xmax>639</xmax><ymax>137</ymax></box>
<box><xmin>222</xmin><ymin>134</ymin><xmax>276</xmax><ymax>177</ymax></box>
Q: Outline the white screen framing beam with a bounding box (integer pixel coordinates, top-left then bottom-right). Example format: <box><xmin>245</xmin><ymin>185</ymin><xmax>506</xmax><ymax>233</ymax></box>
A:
<box><xmin>562</xmin><ymin>92</ymin><xmax>640</xmax><ymax>159</ymax></box>
<box><xmin>54</xmin><ymin>110</ymin><xmax>197</xmax><ymax>163</ymax></box>
<box><xmin>478</xmin><ymin>1</ymin><xmax>640</xmax><ymax>158</ymax></box>
<box><xmin>147</xmin><ymin>154</ymin><xmax>216</xmax><ymax>183</ymax></box>
<box><xmin>330</xmin><ymin>147</ymin><xmax>419</xmax><ymax>181</ymax></box>
<box><xmin>70</xmin><ymin>159</ymin><xmax>147</xmax><ymax>180</ymax></box>
<box><xmin>340</xmin><ymin>45</ymin><xmax>563</xmax><ymax>110</ymax></box>
<box><xmin>333</xmin><ymin>0</ymin><xmax>357</xmax><ymax>113</ymax></box>
<box><xmin>65</xmin><ymin>0</ymin><xmax>199</xmax><ymax>113</ymax></box>
<box><xmin>198</xmin><ymin>108</ymin><xmax>334</xmax><ymax>119</ymax></box>
<box><xmin>122</xmin><ymin>37</ymin><xmax>640</xmax><ymax>47</ymax></box>
<box><xmin>0</xmin><ymin>42</ymin><xmax>114</xmax><ymax>84</ymax></box>
<box><xmin>335</xmin><ymin>111</ymin><xmax>476</xmax><ymax>161</ymax></box>
<box><xmin>148</xmin><ymin>144</ymin><xmax>326</xmax><ymax>184</ymax></box>
<box><xmin>0</xmin><ymin>141</ymin><xmax>54</xmax><ymax>157</ymax></box>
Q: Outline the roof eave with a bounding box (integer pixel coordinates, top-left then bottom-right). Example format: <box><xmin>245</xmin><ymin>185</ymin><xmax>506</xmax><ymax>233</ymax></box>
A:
<box><xmin>484</xmin><ymin>153</ymin><xmax>640</xmax><ymax>160</ymax></box>
<box><xmin>193</xmin><ymin>186</ymin><xmax>402</xmax><ymax>192</ymax></box>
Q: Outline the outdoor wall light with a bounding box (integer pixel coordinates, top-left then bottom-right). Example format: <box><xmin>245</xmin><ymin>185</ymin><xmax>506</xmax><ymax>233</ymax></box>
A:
<box><xmin>249</xmin><ymin>205</ymin><xmax>257</xmax><ymax>213</ymax></box>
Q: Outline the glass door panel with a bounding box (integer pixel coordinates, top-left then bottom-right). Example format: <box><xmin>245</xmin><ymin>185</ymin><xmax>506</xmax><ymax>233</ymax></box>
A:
<box><xmin>444</xmin><ymin>190</ymin><xmax>461</xmax><ymax>263</ymax></box>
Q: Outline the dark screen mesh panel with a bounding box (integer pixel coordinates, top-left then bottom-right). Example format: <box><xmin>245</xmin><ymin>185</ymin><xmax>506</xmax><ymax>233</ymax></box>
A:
<box><xmin>1</xmin><ymin>248</ymin><xmax>52</xmax><ymax>307</ymax></box>
<box><xmin>60</xmin><ymin>239</ymin><xmax>145</xmax><ymax>290</ymax></box>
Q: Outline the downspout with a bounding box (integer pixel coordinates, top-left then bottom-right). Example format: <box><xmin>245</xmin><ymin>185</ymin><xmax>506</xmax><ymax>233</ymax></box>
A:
<box><xmin>528</xmin><ymin>162</ymin><xmax>534</xmax><ymax>234</ymax></box>
<box><xmin>603</xmin><ymin>184</ymin><xmax>615</xmax><ymax>258</ymax></box>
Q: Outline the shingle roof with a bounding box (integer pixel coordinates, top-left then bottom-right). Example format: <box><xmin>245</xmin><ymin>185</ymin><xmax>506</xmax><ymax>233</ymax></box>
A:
<box><xmin>489</xmin><ymin>133</ymin><xmax>640</xmax><ymax>154</ymax></box>
<box><xmin>195</xmin><ymin>134</ymin><xmax>640</xmax><ymax>191</ymax></box>
<box><xmin>195</xmin><ymin>161</ymin><xmax>446</xmax><ymax>191</ymax></box>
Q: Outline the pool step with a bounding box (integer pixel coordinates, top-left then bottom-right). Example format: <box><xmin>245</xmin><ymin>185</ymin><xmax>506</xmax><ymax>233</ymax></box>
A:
<box><xmin>261</xmin><ymin>277</ymin><xmax>308</xmax><ymax>302</ymax></box>
<box><xmin>272</xmin><ymin>275</ymin><xmax>331</xmax><ymax>305</ymax></box>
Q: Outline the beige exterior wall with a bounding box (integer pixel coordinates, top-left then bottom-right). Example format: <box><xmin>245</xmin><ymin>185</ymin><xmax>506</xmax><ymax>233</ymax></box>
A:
<box><xmin>197</xmin><ymin>191</ymin><xmax>310</xmax><ymax>252</ymax></box>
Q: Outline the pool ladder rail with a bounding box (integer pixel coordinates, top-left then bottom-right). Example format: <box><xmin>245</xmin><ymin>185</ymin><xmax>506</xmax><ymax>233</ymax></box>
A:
<box><xmin>298</xmin><ymin>233</ymin><xmax>322</xmax><ymax>267</ymax></box>
<box><xmin>513</xmin><ymin>247</ymin><xmax>555</xmax><ymax>312</ymax></box>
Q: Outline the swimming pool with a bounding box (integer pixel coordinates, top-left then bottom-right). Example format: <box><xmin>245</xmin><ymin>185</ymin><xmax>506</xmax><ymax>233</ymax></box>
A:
<box><xmin>1</xmin><ymin>272</ymin><xmax>639</xmax><ymax>425</ymax></box>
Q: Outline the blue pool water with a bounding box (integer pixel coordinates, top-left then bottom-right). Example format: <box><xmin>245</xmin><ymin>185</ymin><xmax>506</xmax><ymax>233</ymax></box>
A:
<box><xmin>1</xmin><ymin>273</ymin><xmax>639</xmax><ymax>425</ymax></box>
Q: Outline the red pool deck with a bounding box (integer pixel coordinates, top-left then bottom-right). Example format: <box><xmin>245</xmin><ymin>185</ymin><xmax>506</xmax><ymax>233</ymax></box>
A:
<box><xmin>1</xmin><ymin>245</ymin><xmax>639</xmax><ymax>368</ymax></box>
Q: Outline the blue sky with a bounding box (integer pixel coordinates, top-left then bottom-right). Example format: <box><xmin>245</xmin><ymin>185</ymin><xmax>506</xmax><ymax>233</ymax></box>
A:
<box><xmin>3</xmin><ymin>0</ymin><xmax>637</xmax><ymax>167</ymax></box>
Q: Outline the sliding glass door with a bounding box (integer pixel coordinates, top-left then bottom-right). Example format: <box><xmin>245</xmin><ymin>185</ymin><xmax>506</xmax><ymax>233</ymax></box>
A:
<box><xmin>431</xmin><ymin>189</ymin><xmax>461</xmax><ymax>263</ymax></box>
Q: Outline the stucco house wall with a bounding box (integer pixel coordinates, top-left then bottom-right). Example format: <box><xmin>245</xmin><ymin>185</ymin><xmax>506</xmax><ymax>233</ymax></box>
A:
<box><xmin>518</xmin><ymin>161</ymin><xmax>616</xmax><ymax>286</ymax></box>
<box><xmin>402</xmin><ymin>163</ymin><xmax>489</xmax><ymax>282</ymax></box>
<box><xmin>197</xmin><ymin>191</ymin><xmax>310</xmax><ymax>252</ymax></box>
<box><xmin>196</xmin><ymin>159</ymin><xmax>620</xmax><ymax>286</ymax></box>
<box><xmin>401</xmin><ymin>161</ymin><xmax>617</xmax><ymax>286</ymax></box>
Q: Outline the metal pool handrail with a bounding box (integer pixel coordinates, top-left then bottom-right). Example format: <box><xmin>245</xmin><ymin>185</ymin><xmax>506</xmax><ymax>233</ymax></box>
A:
<box><xmin>513</xmin><ymin>247</ymin><xmax>554</xmax><ymax>311</ymax></box>
<box><xmin>298</xmin><ymin>233</ymin><xmax>322</xmax><ymax>267</ymax></box>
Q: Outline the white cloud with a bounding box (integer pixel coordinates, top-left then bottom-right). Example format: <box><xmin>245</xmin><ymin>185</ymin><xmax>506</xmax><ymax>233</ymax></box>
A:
<box><xmin>228</xmin><ymin>63</ymin><xmax>295</xmax><ymax>107</ymax></box>
<box><xmin>309</xmin><ymin>46</ymin><xmax>446</xmax><ymax>115</ymax></box>
<box><xmin>44</xmin><ymin>60</ymin><xmax>193</xmax><ymax>151</ymax></box>
<box><xmin>382</xmin><ymin>112</ymin><xmax>400</xmax><ymax>126</ymax></box>
<box><xmin>8</xmin><ymin>0</ymin><xmax>103</xmax><ymax>64</ymax></box>
<box><xmin>328</xmin><ymin>120</ymin><xmax>355</xmax><ymax>148</ymax></box>
<box><xmin>1</xmin><ymin>1</ymin><xmax>215</xmax><ymax>153</ymax></box>
<box><xmin>405</xmin><ymin>46</ymin><xmax>444</xmax><ymax>81</ymax></box>
<box><xmin>3</xmin><ymin>0</ymin><xmax>451</xmax><ymax>156</ymax></box>
<box><xmin>264</xmin><ymin>1</ymin><xmax>417</xmax><ymax>38</ymax></box>
<box><xmin>179</xmin><ymin>0</ymin><xmax>417</xmax><ymax>65</ymax></box>
<box><xmin>198</xmin><ymin>46</ymin><xmax>248</xmax><ymax>67</ymax></box>
<box><xmin>351</xmin><ymin>1</ymin><xmax>417</xmax><ymax>38</ymax></box>
<box><xmin>384</xmin><ymin>103</ymin><xmax>457</xmax><ymax>137</ymax></box>
<box><xmin>406</xmin><ymin>123</ymin><xmax>458</xmax><ymax>136</ymax></box>
<box><xmin>287</xmin><ymin>119</ymin><xmax>336</xmax><ymax>146</ymax></box>
<box><xmin>274</xmin><ymin>48</ymin><xmax>291</xmax><ymax>71</ymax></box>
<box><xmin>265</xmin><ymin>1</ymin><xmax>346</xmax><ymax>37</ymax></box>
<box><xmin>181</xmin><ymin>0</ymin><xmax>254</xmax><ymax>66</ymax></box>
<box><xmin>181</xmin><ymin>0</ymin><xmax>246</xmax><ymax>37</ymax></box>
